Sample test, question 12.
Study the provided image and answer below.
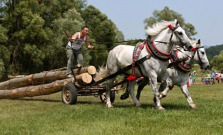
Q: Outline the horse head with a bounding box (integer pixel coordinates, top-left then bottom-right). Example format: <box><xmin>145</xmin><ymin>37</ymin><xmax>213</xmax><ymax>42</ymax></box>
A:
<box><xmin>169</xmin><ymin>19</ymin><xmax>193</xmax><ymax>51</ymax></box>
<box><xmin>146</xmin><ymin>19</ymin><xmax>193</xmax><ymax>52</ymax></box>
<box><xmin>193</xmin><ymin>39</ymin><xmax>210</xmax><ymax>69</ymax></box>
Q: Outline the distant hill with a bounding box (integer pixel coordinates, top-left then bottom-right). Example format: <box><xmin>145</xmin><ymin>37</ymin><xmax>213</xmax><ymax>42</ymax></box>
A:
<box><xmin>205</xmin><ymin>44</ymin><xmax>223</xmax><ymax>59</ymax></box>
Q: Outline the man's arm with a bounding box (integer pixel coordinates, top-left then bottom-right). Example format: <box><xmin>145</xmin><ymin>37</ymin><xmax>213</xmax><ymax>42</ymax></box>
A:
<box><xmin>86</xmin><ymin>36</ymin><xmax>94</xmax><ymax>49</ymax></box>
<box><xmin>70</xmin><ymin>33</ymin><xmax>78</xmax><ymax>43</ymax></box>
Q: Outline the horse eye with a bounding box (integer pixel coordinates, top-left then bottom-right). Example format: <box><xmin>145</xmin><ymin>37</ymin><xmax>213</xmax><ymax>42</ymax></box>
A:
<box><xmin>177</xmin><ymin>32</ymin><xmax>183</xmax><ymax>35</ymax></box>
<box><xmin>200</xmin><ymin>51</ymin><xmax>204</xmax><ymax>55</ymax></box>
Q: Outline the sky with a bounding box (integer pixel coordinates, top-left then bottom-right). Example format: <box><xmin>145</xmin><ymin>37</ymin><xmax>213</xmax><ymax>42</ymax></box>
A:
<box><xmin>87</xmin><ymin>0</ymin><xmax>223</xmax><ymax>47</ymax></box>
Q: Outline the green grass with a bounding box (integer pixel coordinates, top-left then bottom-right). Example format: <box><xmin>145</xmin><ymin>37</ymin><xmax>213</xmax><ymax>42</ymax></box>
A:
<box><xmin>0</xmin><ymin>84</ymin><xmax>223</xmax><ymax>135</ymax></box>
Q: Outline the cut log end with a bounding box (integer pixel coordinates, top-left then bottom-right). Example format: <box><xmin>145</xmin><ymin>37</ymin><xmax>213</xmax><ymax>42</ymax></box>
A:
<box><xmin>87</xmin><ymin>66</ymin><xmax>96</xmax><ymax>75</ymax></box>
<box><xmin>76</xmin><ymin>73</ymin><xmax>92</xmax><ymax>85</ymax></box>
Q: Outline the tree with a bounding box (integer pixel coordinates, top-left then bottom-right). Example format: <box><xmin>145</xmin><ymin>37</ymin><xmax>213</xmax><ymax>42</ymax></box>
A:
<box><xmin>0</xmin><ymin>24</ymin><xmax>9</xmax><ymax>79</ymax></box>
<box><xmin>2</xmin><ymin>0</ymin><xmax>52</xmax><ymax>74</ymax></box>
<box><xmin>210</xmin><ymin>50</ymin><xmax>223</xmax><ymax>71</ymax></box>
<box><xmin>144</xmin><ymin>6</ymin><xmax>197</xmax><ymax>38</ymax></box>
<box><xmin>205</xmin><ymin>44</ymin><xmax>223</xmax><ymax>60</ymax></box>
<box><xmin>40</xmin><ymin>0</ymin><xmax>86</xmax><ymax>27</ymax></box>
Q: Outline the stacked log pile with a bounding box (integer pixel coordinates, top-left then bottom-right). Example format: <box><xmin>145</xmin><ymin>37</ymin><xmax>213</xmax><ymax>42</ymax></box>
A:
<box><xmin>0</xmin><ymin>66</ymin><xmax>97</xmax><ymax>99</ymax></box>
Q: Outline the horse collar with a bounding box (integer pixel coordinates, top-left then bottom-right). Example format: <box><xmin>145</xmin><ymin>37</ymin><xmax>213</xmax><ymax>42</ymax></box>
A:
<box><xmin>145</xmin><ymin>36</ymin><xmax>172</xmax><ymax>61</ymax></box>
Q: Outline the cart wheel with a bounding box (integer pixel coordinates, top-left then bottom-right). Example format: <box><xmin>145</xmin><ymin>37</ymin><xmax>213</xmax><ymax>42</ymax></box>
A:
<box><xmin>61</xmin><ymin>84</ymin><xmax>77</xmax><ymax>105</ymax></box>
<box><xmin>100</xmin><ymin>93</ymin><xmax>106</xmax><ymax>103</ymax></box>
<box><xmin>100</xmin><ymin>91</ymin><xmax>115</xmax><ymax>103</ymax></box>
<box><xmin>110</xmin><ymin>90</ymin><xmax>116</xmax><ymax>103</ymax></box>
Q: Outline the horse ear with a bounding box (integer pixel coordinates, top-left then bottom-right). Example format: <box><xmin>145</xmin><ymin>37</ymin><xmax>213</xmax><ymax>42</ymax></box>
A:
<box><xmin>197</xmin><ymin>39</ymin><xmax>201</xmax><ymax>44</ymax></box>
<box><xmin>174</xmin><ymin>19</ymin><xmax>177</xmax><ymax>23</ymax></box>
<box><xmin>174</xmin><ymin>19</ymin><xmax>178</xmax><ymax>26</ymax></box>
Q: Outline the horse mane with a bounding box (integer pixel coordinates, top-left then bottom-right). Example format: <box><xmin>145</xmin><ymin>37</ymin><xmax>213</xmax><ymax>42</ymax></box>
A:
<box><xmin>146</xmin><ymin>20</ymin><xmax>175</xmax><ymax>36</ymax></box>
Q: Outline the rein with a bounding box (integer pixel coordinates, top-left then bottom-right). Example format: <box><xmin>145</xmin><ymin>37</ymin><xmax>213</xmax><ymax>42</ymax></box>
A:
<box><xmin>145</xmin><ymin>35</ymin><xmax>172</xmax><ymax>61</ymax></box>
<box><xmin>69</xmin><ymin>39</ymin><xmax>144</xmax><ymax>45</ymax></box>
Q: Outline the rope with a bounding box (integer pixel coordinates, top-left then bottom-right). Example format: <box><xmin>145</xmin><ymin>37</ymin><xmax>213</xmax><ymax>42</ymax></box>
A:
<box><xmin>73</xmin><ymin>39</ymin><xmax>144</xmax><ymax>44</ymax></box>
<box><xmin>65</xmin><ymin>39</ymin><xmax>145</xmax><ymax>52</ymax></box>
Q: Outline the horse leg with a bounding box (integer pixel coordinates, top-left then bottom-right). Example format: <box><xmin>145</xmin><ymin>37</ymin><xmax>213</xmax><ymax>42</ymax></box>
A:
<box><xmin>136</xmin><ymin>79</ymin><xmax>148</xmax><ymax>100</ymax></box>
<box><xmin>128</xmin><ymin>81</ymin><xmax>141</xmax><ymax>107</ymax></box>
<box><xmin>180</xmin><ymin>84</ymin><xmax>197</xmax><ymax>109</ymax></box>
<box><xmin>153</xmin><ymin>81</ymin><xmax>170</xmax><ymax>105</ymax></box>
<box><xmin>106</xmin><ymin>78</ymin><xmax>115</xmax><ymax>108</ymax></box>
<box><xmin>153</xmin><ymin>80</ymin><xmax>167</xmax><ymax>105</ymax></box>
<box><xmin>120</xmin><ymin>82</ymin><xmax>130</xmax><ymax>100</ymax></box>
<box><xmin>159</xmin><ymin>77</ymin><xmax>173</xmax><ymax>98</ymax></box>
<box><xmin>150</xmin><ymin>77</ymin><xmax>165</xmax><ymax>110</ymax></box>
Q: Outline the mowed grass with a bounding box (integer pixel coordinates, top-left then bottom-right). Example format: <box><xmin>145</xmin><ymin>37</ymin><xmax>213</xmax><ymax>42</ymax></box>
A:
<box><xmin>0</xmin><ymin>83</ymin><xmax>223</xmax><ymax>135</ymax></box>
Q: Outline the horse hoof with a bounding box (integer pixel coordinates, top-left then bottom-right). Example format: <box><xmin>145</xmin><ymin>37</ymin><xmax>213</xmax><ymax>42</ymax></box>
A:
<box><xmin>157</xmin><ymin>106</ymin><xmax>165</xmax><ymax>111</ymax></box>
<box><xmin>190</xmin><ymin>103</ymin><xmax>198</xmax><ymax>109</ymax></box>
<box><xmin>160</xmin><ymin>93</ymin><xmax>166</xmax><ymax>99</ymax></box>
<box><xmin>106</xmin><ymin>104</ymin><xmax>113</xmax><ymax>108</ymax></box>
<box><xmin>135</xmin><ymin>103</ymin><xmax>141</xmax><ymax>107</ymax></box>
<box><xmin>120</xmin><ymin>94</ymin><xmax>129</xmax><ymax>100</ymax></box>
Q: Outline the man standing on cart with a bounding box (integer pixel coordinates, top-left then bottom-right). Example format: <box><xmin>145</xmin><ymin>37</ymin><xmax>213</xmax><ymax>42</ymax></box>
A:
<box><xmin>66</xmin><ymin>26</ymin><xmax>94</xmax><ymax>78</ymax></box>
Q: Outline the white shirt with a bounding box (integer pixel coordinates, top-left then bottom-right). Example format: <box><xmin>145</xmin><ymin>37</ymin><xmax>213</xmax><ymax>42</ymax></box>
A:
<box><xmin>67</xmin><ymin>32</ymin><xmax>86</xmax><ymax>50</ymax></box>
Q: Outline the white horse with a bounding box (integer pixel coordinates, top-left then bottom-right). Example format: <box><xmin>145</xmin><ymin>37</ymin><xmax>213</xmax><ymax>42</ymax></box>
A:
<box><xmin>123</xmin><ymin>39</ymin><xmax>210</xmax><ymax>109</ymax></box>
<box><xmin>102</xmin><ymin>20</ymin><xmax>193</xmax><ymax>110</ymax></box>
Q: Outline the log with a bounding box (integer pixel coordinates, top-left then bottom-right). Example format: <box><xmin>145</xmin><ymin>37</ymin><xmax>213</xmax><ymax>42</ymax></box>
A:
<box><xmin>74</xmin><ymin>66</ymin><xmax>96</xmax><ymax>75</ymax></box>
<box><xmin>48</xmin><ymin>67</ymin><xmax>67</xmax><ymax>71</ymax></box>
<box><xmin>93</xmin><ymin>72</ymin><xmax>103</xmax><ymax>82</ymax></box>
<box><xmin>0</xmin><ymin>78</ymin><xmax>74</xmax><ymax>99</ymax></box>
<box><xmin>8</xmin><ymin>75</ymin><xmax>27</xmax><ymax>79</ymax></box>
<box><xmin>0</xmin><ymin>70</ymin><xmax>67</xmax><ymax>90</ymax></box>
<box><xmin>0</xmin><ymin>66</ymin><xmax>96</xmax><ymax>90</ymax></box>
<box><xmin>75</xmin><ymin>73</ymin><xmax>92</xmax><ymax>85</ymax></box>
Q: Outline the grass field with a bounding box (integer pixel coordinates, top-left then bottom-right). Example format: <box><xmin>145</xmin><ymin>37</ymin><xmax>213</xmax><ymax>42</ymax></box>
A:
<box><xmin>0</xmin><ymin>83</ymin><xmax>223</xmax><ymax>135</ymax></box>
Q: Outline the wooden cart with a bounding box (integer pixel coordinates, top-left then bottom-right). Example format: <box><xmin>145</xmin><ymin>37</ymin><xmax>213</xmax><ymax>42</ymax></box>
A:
<box><xmin>61</xmin><ymin>75</ymin><xmax>127</xmax><ymax>105</ymax></box>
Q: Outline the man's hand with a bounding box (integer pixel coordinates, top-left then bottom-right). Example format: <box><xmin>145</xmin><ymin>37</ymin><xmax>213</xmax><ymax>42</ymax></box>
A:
<box><xmin>87</xmin><ymin>45</ymin><xmax>94</xmax><ymax>49</ymax></box>
<box><xmin>70</xmin><ymin>38</ymin><xmax>75</xmax><ymax>43</ymax></box>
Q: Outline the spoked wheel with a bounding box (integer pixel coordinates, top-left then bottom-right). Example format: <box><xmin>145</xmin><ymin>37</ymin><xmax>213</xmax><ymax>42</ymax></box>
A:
<box><xmin>100</xmin><ymin>91</ymin><xmax>116</xmax><ymax>103</ymax></box>
<box><xmin>61</xmin><ymin>84</ymin><xmax>77</xmax><ymax>105</ymax></box>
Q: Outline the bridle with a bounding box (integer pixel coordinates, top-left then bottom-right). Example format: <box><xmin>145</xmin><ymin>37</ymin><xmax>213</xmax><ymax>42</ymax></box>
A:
<box><xmin>190</xmin><ymin>46</ymin><xmax>205</xmax><ymax>67</ymax></box>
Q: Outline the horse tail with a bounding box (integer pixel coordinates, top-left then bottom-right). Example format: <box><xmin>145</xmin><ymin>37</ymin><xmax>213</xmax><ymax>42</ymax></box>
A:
<box><xmin>99</xmin><ymin>66</ymin><xmax>108</xmax><ymax>78</ymax></box>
